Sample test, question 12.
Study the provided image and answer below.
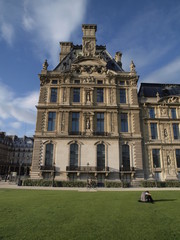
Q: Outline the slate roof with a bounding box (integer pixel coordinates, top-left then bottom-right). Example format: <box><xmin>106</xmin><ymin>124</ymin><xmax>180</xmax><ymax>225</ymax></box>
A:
<box><xmin>53</xmin><ymin>45</ymin><xmax>124</xmax><ymax>72</ymax></box>
<box><xmin>138</xmin><ymin>83</ymin><xmax>180</xmax><ymax>98</ymax></box>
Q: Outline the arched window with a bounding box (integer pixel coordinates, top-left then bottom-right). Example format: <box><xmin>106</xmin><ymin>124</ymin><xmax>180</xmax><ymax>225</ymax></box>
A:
<box><xmin>122</xmin><ymin>145</ymin><xmax>130</xmax><ymax>171</ymax></box>
<box><xmin>97</xmin><ymin>144</ymin><xmax>105</xmax><ymax>170</ymax></box>
<box><xmin>70</xmin><ymin>143</ymin><xmax>78</xmax><ymax>170</ymax></box>
<box><xmin>45</xmin><ymin>143</ymin><xmax>54</xmax><ymax>166</ymax></box>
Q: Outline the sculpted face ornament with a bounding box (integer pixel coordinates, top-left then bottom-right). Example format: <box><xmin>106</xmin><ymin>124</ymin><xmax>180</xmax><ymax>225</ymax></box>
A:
<box><xmin>85</xmin><ymin>41</ymin><xmax>94</xmax><ymax>52</ymax></box>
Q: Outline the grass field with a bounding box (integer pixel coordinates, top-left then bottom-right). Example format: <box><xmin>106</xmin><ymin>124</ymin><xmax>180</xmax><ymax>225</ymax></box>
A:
<box><xmin>0</xmin><ymin>189</ymin><xmax>180</xmax><ymax>240</ymax></box>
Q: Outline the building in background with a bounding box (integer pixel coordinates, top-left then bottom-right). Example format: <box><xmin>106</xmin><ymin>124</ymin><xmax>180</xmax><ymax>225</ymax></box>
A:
<box><xmin>0</xmin><ymin>132</ymin><xmax>33</xmax><ymax>179</ymax></box>
<box><xmin>30</xmin><ymin>24</ymin><xmax>144</xmax><ymax>185</ymax></box>
<box><xmin>138</xmin><ymin>83</ymin><xmax>180</xmax><ymax>182</ymax></box>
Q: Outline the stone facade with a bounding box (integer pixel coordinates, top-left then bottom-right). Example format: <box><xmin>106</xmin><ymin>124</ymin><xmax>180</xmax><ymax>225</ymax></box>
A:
<box><xmin>30</xmin><ymin>24</ymin><xmax>180</xmax><ymax>184</ymax></box>
<box><xmin>139</xmin><ymin>83</ymin><xmax>180</xmax><ymax>182</ymax></box>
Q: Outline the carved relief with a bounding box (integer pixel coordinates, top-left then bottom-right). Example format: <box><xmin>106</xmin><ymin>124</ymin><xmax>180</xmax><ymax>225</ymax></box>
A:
<box><xmin>63</xmin><ymin>88</ymin><xmax>67</xmax><ymax>102</ymax></box>
<box><xmin>40</xmin><ymin>77</ymin><xmax>50</xmax><ymax>86</ymax></box>
<box><xmin>41</xmin><ymin>111</ymin><xmax>46</xmax><ymax>131</ymax></box>
<box><xmin>83</xmin><ymin>76</ymin><xmax>95</xmax><ymax>83</ymax></box>
<box><xmin>160</xmin><ymin>104</ymin><xmax>168</xmax><ymax>117</ymax></box>
<box><xmin>61</xmin><ymin>112</ymin><xmax>65</xmax><ymax>132</ymax></box>
<box><xmin>110</xmin><ymin>88</ymin><xmax>115</xmax><ymax>104</ymax></box>
<box><xmin>165</xmin><ymin>97</ymin><xmax>179</xmax><ymax>104</ymax></box>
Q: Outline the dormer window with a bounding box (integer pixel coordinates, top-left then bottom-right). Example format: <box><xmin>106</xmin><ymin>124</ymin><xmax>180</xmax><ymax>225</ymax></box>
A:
<box><xmin>74</xmin><ymin>80</ymin><xmax>80</xmax><ymax>84</ymax></box>
<box><xmin>52</xmin><ymin>80</ymin><xmax>57</xmax><ymax>84</ymax></box>
<box><xmin>97</xmin><ymin>80</ymin><xmax>103</xmax><ymax>84</ymax></box>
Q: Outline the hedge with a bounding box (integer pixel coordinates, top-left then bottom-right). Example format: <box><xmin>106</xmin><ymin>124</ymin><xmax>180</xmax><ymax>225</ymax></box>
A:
<box><xmin>141</xmin><ymin>181</ymin><xmax>180</xmax><ymax>188</ymax></box>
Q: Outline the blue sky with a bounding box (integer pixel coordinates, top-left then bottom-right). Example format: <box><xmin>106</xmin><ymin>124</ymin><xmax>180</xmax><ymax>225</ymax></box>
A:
<box><xmin>0</xmin><ymin>0</ymin><xmax>180</xmax><ymax>137</ymax></box>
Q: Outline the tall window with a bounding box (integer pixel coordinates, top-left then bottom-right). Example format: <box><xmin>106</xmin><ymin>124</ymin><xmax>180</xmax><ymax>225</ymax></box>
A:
<box><xmin>149</xmin><ymin>108</ymin><xmax>155</xmax><ymax>118</ymax></box>
<box><xmin>150</xmin><ymin>123</ymin><xmax>158</xmax><ymax>139</ymax></box>
<box><xmin>45</xmin><ymin>143</ymin><xmax>53</xmax><ymax>166</ymax></box>
<box><xmin>176</xmin><ymin>149</ymin><xmax>180</xmax><ymax>168</ymax></box>
<box><xmin>171</xmin><ymin>108</ymin><xmax>177</xmax><ymax>119</ymax></box>
<box><xmin>73</xmin><ymin>88</ymin><xmax>80</xmax><ymax>102</ymax></box>
<box><xmin>121</xmin><ymin>113</ymin><xmax>128</xmax><ymax>132</ymax></box>
<box><xmin>122</xmin><ymin>145</ymin><xmax>130</xmax><ymax>171</ymax></box>
<box><xmin>120</xmin><ymin>89</ymin><xmax>126</xmax><ymax>103</ymax></box>
<box><xmin>152</xmin><ymin>149</ymin><xmax>161</xmax><ymax>168</ymax></box>
<box><xmin>97</xmin><ymin>88</ymin><xmax>104</xmax><ymax>102</ymax></box>
<box><xmin>47</xmin><ymin>112</ymin><xmax>56</xmax><ymax>131</ymax></box>
<box><xmin>173</xmin><ymin>123</ymin><xmax>179</xmax><ymax>139</ymax></box>
<box><xmin>72</xmin><ymin>112</ymin><xmax>79</xmax><ymax>133</ymax></box>
<box><xmin>70</xmin><ymin>143</ymin><xmax>78</xmax><ymax>169</ymax></box>
<box><xmin>97</xmin><ymin>113</ymin><xmax>104</xmax><ymax>133</ymax></box>
<box><xmin>50</xmin><ymin>88</ymin><xmax>57</xmax><ymax>102</ymax></box>
<box><xmin>97</xmin><ymin>144</ymin><xmax>105</xmax><ymax>170</ymax></box>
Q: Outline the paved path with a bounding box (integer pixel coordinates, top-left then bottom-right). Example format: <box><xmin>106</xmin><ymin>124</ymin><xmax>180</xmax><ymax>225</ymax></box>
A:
<box><xmin>0</xmin><ymin>181</ymin><xmax>180</xmax><ymax>191</ymax></box>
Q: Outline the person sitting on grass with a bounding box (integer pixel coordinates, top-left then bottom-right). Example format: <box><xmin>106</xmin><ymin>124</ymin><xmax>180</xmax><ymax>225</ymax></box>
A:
<box><xmin>145</xmin><ymin>191</ymin><xmax>154</xmax><ymax>203</ymax></box>
<box><xmin>139</xmin><ymin>191</ymin><xmax>154</xmax><ymax>203</ymax></box>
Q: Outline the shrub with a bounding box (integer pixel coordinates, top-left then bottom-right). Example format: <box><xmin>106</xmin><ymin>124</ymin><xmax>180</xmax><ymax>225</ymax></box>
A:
<box><xmin>105</xmin><ymin>181</ymin><xmax>122</xmax><ymax>188</ymax></box>
<box><xmin>141</xmin><ymin>181</ymin><xmax>180</xmax><ymax>188</ymax></box>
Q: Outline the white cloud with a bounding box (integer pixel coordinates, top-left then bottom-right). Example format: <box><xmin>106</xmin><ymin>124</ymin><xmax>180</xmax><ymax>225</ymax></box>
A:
<box><xmin>0</xmin><ymin>79</ymin><xmax>38</xmax><ymax>136</ymax></box>
<box><xmin>22</xmin><ymin>0</ymin><xmax>88</xmax><ymax>65</ymax></box>
<box><xmin>0</xmin><ymin>22</ymin><xmax>14</xmax><ymax>46</ymax></box>
<box><xmin>11</xmin><ymin>122</ymin><xmax>21</xmax><ymax>129</ymax></box>
<box><xmin>143</xmin><ymin>57</ymin><xmax>180</xmax><ymax>84</ymax></box>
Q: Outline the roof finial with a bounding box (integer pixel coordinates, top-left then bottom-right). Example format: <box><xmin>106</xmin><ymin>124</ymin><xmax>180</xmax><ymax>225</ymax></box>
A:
<box><xmin>42</xmin><ymin>59</ymin><xmax>49</xmax><ymax>70</ymax></box>
<box><xmin>130</xmin><ymin>60</ymin><xmax>136</xmax><ymax>74</ymax></box>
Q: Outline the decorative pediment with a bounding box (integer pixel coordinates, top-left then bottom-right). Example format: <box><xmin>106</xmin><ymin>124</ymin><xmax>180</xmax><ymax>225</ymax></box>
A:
<box><xmin>158</xmin><ymin>95</ymin><xmax>180</xmax><ymax>104</ymax></box>
<box><xmin>72</xmin><ymin>56</ymin><xmax>107</xmax><ymax>66</ymax></box>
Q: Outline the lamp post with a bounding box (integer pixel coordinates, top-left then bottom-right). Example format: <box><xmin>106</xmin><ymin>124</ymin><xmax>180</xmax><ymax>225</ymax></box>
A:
<box><xmin>17</xmin><ymin>160</ymin><xmax>23</xmax><ymax>186</ymax></box>
<box><xmin>87</xmin><ymin>162</ymin><xmax>89</xmax><ymax>187</ymax></box>
<box><xmin>52</xmin><ymin>164</ymin><xmax>55</xmax><ymax>187</ymax></box>
<box><xmin>121</xmin><ymin>164</ymin><xmax>124</xmax><ymax>188</ymax></box>
<box><xmin>154</xmin><ymin>164</ymin><xmax>157</xmax><ymax>187</ymax></box>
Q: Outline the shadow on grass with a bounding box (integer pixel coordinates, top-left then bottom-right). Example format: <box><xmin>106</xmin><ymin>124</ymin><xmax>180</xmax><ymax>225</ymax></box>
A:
<box><xmin>138</xmin><ymin>199</ymin><xmax>177</xmax><ymax>203</ymax></box>
<box><xmin>154</xmin><ymin>199</ymin><xmax>177</xmax><ymax>202</ymax></box>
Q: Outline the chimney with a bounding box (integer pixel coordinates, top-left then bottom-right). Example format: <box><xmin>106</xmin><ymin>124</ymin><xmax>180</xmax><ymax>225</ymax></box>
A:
<box><xmin>82</xmin><ymin>24</ymin><xmax>97</xmax><ymax>56</ymax></box>
<box><xmin>59</xmin><ymin>42</ymin><xmax>73</xmax><ymax>62</ymax></box>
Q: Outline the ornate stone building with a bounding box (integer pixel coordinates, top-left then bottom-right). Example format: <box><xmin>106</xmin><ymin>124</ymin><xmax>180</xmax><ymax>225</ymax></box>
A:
<box><xmin>30</xmin><ymin>24</ymin><xmax>144</xmax><ymax>184</ymax></box>
<box><xmin>30</xmin><ymin>24</ymin><xmax>180</xmax><ymax>184</ymax></box>
<box><xmin>0</xmin><ymin>132</ymin><xmax>34</xmax><ymax>178</ymax></box>
<box><xmin>139</xmin><ymin>84</ymin><xmax>180</xmax><ymax>182</ymax></box>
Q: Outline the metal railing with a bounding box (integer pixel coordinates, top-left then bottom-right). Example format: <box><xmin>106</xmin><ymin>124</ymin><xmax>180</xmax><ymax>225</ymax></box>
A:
<box><xmin>66</xmin><ymin>166</ymin><xmax>109</xmax><ymax>172</ymax></box>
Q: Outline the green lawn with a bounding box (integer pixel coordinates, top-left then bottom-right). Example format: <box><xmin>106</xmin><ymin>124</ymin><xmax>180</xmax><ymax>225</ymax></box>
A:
<box><xmin>0</xmin><ymin>189</ymin><xmax>180</xmax><ymax>240</ymax></box>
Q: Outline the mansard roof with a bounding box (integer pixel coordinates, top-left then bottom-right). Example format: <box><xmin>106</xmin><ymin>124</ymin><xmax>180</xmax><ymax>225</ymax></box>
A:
<box><xmin>138</xmin><ymin>83</ymin><xmax>180</xmax><ymax>98</ymax></box>
<box><xmin>53</xmin><ymin>45</ymin><xmax>124</xmax><ymax>72</ymax></box>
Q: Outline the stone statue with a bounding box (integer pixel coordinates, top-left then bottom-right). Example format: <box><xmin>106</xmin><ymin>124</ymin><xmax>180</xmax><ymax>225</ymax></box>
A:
<box><xmin>130</xmin><ymin>60</ymin><xmax>136</xmax><ymax>73</ymax></box>
<box><xmin>164</xmin><ymin>129</ymin><xmax>168</xmax><ymax>137</ymax></box>
<box><xmin>86</xmin><ymin>118</ymin><xmax>90</xmax><ymax>129</ymax></box>
<box><xmin>43</xmin><ymin>59</ymin><xmax>48</xmax><ymax>70</ymax></box>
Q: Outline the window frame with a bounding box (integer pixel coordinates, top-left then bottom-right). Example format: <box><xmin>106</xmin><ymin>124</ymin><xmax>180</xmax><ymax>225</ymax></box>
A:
<box><xmin>71</xmin><ymin>112</ymin><xmax>80</xmax><ymax>133</ymax></box>
<box><xmin>119</xmin><ymin>88</ymin><xmax>126</xmax><ymax>104</ymax></box>
<box><xmin>45</xmin><ymin>143</ymin><xmax>54</xmax><ymax>166</ymax></box>
<box><xmin>97</xmin><ymin>144</ymin><xmax>105</xmax><ymax>170</ymax></box>
<box><xmin>70</xmin><ymin>143</ymin><xmax>79</xmax><ymax>169</ymax></box>
<box><xmin>176</xmin><ymin>149</ymin><xmax>180</xmax><ymax>168</ymax></box>
<box><xmin>150</xmin><ymin>123</ymin><xmax>158</xmax><ymax>139</ymax></box>
<box><xmin>149</xmin><ymin>108</ymin><xmax>155</xmax><ymax>118</ymax></box>
<box><xmin>47</xmin><ymin>112</ymin><xmax>56</xmax><ymax>131</ymax></box>
<box><xmin>97</xmin><ymin>88</ymin><xmax>104</xmax><ymax>103</ymax></box>
<box><xmin>50</xmin><ymin>88</ymin><xmax>57</xmax><ymax>103</ymax></box>
<box><xmin>121</xmin><ymin>113</ymin><xmax>128</xmax><ymax>132</ymax></box>
<box><xmin>96</xmin><ymin>113</ymin><xmax>104</xmax><ymax>133</ymax></box>
<box><xmin>73</xmin><ymin>88</ymin><xmax>80</xmax><ymax>102</ymax></box>
<box><xmin>152</xmin><ymin>149</ymin><xmax>161</xmax><ymax>168</ymax></box>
